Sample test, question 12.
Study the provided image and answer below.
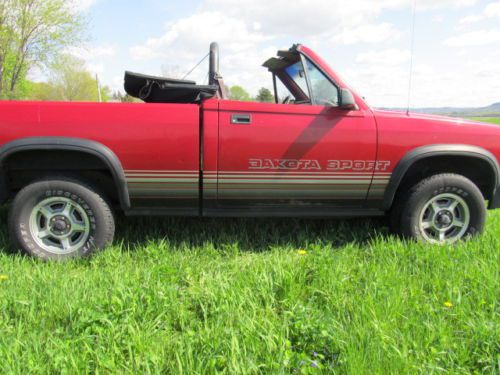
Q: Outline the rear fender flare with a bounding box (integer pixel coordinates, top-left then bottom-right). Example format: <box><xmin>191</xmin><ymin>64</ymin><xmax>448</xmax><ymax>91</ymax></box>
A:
<box><xmin>0</xmin><ymin>137</ymin><xmax>130</xmax><ymax>210</ymax></box>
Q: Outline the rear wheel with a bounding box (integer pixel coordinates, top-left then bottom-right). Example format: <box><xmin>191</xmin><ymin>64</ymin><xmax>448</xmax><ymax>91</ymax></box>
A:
<box><xmin>9</xmin><ymin>178</ymin><xmax>115</xmax><ymax>260</ymax></box>
<box><xmin>395</xmin><ymin>174</ymin><xmax>486</xmax><ymax>244</ymax></box>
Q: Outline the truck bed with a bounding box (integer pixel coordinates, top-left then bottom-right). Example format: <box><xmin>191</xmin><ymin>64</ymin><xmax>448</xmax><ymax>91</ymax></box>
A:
<box><xmin>0</xmin><ymin>101</ymin><xmax>202</xmax><ymax>211</ymax></box>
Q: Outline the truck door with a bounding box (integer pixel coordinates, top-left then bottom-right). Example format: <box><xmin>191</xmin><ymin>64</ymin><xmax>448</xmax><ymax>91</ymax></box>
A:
<box><xmin>216</xmin><ymin>58</ymin><xmax>381</xmax><ymax>213</ymax></box>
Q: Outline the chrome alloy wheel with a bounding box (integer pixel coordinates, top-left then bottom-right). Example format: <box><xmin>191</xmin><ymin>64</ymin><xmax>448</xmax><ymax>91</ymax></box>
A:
<box><xmin>419</xmin><ymin>193</ymin><xmax>470</xmax><ymax>244</ymax></box>
<box><xmin>29</xmin><ymin>197</ymin><xmax>91</xmax><ymax>254</ymax></box>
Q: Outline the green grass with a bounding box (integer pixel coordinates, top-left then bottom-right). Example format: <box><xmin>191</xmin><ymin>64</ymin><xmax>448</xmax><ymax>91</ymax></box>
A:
<box><xmin>0</xmin><ymin>214</ymin><xmax>498</xmax><ymax>374</ymax></box>
<box><xmin>0</xmin><ymin>117</ymin><xmax>499</xmax><ymax>374</ymax></box>
<box><xmin>468</xmin><ymin>117</ymin><xmax>500</xmax><ymax>125</ymax></box>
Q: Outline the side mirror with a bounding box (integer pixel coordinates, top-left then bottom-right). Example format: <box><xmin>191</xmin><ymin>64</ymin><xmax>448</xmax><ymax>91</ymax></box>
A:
<box><xmin>339</xmin><ymin>88</ymin><xmax>358</xmax><ymax>110</ymax></box>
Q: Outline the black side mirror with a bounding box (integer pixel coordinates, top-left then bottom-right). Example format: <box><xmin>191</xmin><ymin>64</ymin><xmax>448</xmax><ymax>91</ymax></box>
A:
<box><xmin>339</xmin><ymin>88</ymin><xmax>359</xmax><ymax>110</ymax></box>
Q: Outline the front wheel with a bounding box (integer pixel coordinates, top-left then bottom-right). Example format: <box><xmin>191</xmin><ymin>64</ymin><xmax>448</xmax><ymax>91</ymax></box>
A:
<box><xmin>396</xmin><ymin>174</ymin><xmax>486</xmax><ymax>244</ymax></box>
<box><xmin>9</xmin><ymin>178</ymin><xmax>115</xmax><ymax>260</ymax></box>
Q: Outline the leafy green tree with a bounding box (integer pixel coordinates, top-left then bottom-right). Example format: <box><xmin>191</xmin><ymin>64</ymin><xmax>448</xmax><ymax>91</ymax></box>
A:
<box><xmin>256</xmin><ymin>87</ymin><xmax>274</xmax><ymax>103</ymax></box>
<box><xmin>0</xmin><ymin>0</ymin><xmax>83</xmax><ymax>99</ymax></box>
<box><xmin>229</xmin><ymin>85</ymin><xmax>252</xmax><ymax>102</ymax></box>
<box><xmin>49</xmin><ymin>55</ymin><xmax>101</xmax><ymax>101</ymax></box>
<box><xmin>29</xmin><ymin>81</ymin><xmax>59</xmax><ymax>101</ymax></box>
<box><xmin>28</xmin><ymin>55</ymin><xmax>110</xmax><ymax>102</ymax></box>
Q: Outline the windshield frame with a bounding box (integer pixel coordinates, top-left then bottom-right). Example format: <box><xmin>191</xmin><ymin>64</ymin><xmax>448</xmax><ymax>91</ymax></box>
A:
<box><xmin>269</xmin><ymin>50</ymin><xmax>341</xmax><ymax>106</ymax></box>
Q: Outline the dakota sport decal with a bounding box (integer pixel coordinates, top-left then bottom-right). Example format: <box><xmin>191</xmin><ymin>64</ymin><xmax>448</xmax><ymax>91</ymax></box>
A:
<box><xmin>248</xmin><ymin>159</ymin><xmax>391</xmax><ymax>172</ymax></box>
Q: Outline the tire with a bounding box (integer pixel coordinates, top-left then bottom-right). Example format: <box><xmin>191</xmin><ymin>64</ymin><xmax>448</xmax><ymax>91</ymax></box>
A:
<box><xmin>395</xmin><ymin>174</ymin><xmax>486</xmax><ymax>244</ymax></box>
<box><xmin>9</xmin><ymin>178</ymin><xmax>115</xmax><ymax>260</ymax></box>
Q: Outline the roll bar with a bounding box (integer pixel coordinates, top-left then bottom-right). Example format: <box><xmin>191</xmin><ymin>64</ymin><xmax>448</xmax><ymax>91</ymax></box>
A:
<box><xmin>208</xmin><ymin>42</ymin><xmax>228</xmax><ymax>99</ymax></box>
<box><xmin>209</xmin><ymin>42</ymin><xmax>219</xmax><ymax>86</ymax></box>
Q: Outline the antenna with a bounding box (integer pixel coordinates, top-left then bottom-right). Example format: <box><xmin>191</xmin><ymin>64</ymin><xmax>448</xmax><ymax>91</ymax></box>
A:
<box><xmin>406</xmin><ymin>0</ymin><xmax>417</xmax><ymax>115</ymax></box>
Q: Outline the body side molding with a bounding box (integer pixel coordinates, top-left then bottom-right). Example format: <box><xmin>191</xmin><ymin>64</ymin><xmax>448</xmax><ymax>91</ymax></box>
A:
<box><xmin>383</xmin><ymin>144</ymin><xmax>500</xmax><ymax>211</ymax></box>
<box><xmin>0</xmin><ymin>137</ymin><xmax>131</xmax><ymax>210</ymax></box>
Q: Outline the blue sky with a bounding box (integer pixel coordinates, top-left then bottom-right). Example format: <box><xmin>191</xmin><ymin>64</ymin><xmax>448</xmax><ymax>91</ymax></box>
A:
<box><xmin>63</xmin><ymin>0</ymin><xmax>500</xmax><ymax>108</ymax></box>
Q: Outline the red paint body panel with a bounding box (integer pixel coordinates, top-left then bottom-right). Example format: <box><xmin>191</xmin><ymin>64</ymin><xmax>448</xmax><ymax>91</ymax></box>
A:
<box><xmin>374</xmin><ymin>110</ymin><xmax>500</xmax><ymax>169</ymax></box>
<box><xmin>0</xmin><ymin>45</ymin><xmax>499</xmax><ymax>215</ymax></box>
<box><xmin>0</xmin><ymin>101</ymin><xmax>201</xmax><ymax>210</ymax></box>
<box><xmin>217</xmin><ymin>100</ymin><xmax>377</xmax><ymax>206</ymax></box>
<box><xmin>0</xmin><ymin>101</ymin><xmax>200</xmax><ymax>170</ymax></box>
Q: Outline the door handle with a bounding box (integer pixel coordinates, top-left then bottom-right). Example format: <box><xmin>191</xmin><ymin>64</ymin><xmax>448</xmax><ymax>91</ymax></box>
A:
<box><xmin>231</xmin><ymin>114</ymin><xmax>252</xmax><ymax>125</ymax></box>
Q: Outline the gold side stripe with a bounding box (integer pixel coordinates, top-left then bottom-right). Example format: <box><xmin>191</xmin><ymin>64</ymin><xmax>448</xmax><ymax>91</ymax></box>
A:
<box><xmin>218</xmin><ymin>171</ymin><xmax>392</xmax><ymax>175</ymax></box>
<box><xmin>125</xmin><ymin>174</ymin><xmax>199</xmax><ymax>178</ymax></box>
<box><xmin>127</xmin><ymin>177</ymin><xmax>199</xmax><ymax>183</ymax></box>
<box><xmin>215</xmin><ymin>174</ymin><xmax>391</xmax><ymax>178</ymax></box>
<box><xmin>126</xmin><ymin>170</ymin><xmax>391</xmax><ymax>176</ymax></box>
<box><xmin>125</xmin><ymin>170</ymin><xmax>198</xmax><ymax>173</ymax></box>
<box><xmin>213</xmin><ymin>175</ymin><xmax>389</xmax><ymax>181</ymax></box>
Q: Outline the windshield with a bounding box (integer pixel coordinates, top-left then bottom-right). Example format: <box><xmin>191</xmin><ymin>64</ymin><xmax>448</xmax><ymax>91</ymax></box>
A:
<box><xmin>303</xmin><ymin>58</ymin><xmax>339</xmax><ymax>106</ymax></box>
<box><xmin>284</xmin><ymin>62</ymin><xmax>309</xmax><ymax>98</ymax></box>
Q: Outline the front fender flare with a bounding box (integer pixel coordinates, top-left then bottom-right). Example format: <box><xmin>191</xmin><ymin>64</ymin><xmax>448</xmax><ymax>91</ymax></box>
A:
<box><xmin>0</xmin><ymin>137</ymin><xmax>131</xmax><ymax>210</ymax></box>
<box><xmin>383</xmin><ymin>144</ymin><xmax>500</xmax><ymax>211</ymax></box>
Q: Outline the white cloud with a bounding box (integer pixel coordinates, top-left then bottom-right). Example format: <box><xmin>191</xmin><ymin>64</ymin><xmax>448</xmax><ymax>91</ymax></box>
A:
<box><xmin>202</xmin><ymin>0</ymin><xmax>477</xmax><ymax>36</ymax></box>
<box><xmin>332</xmin><ymin>23</ymin><xmax>401</xmax><ymax>45</ymax></box>
<box><xmin>444</xmin><ymin>29</ymin><xmax>500</xmax><ymax>47</ymax></box>
<box><xmin>458</xmin><ymin>1</ymin><xmax>500</xmax><ymax>24</ymax></box>
<box><xmin>110</xmin><ymin>75</ymin><xmax>124</xmax><ymax>92</ymax></box>
<box><xmin>202</xmin><ymin>0</ymin><xmax>383</xmax><ymax>35</ymax></box>
<box><xmin>66</xmin><ymin>45</ymin><xmax>117</xmax><ymax>59</ymax></box>
<box><xmin>86</xmin><ymin>63</ymin><xmax>104</xmax><ymax>75</ymax></box>
<box><xmin>417</xmin><ymin>0</ymin><xmax>477</xmax><ymax>8</ymax></box>
<box><xmin>72</xmin><ymin>0</ymin><xmax>97</xmax><ymax>12</ymax></box>
<box><xmin>130</xmin><ymin>11</ymin><xmax>269</xmax><ymax>62</ymax></box>
<box><xmin>356</xmin><ymin>49</ymin><xmax>410</xmax><ymax>65</ymax></box>
<box><xmin>459</xmin><ymin>15</ymin><xmax>482</xmax><ymax>24</ymax></box>
<box><xmin>484</xmin><ymin>1</ymin><xmax>500</xmax><ymax>17</ymax></box>
<box><xmin>129</xmin><ymin>11</ymin><xmax>277</xmax><ymax>93</ymax></box>
<box><xmin>344</xmin><ymin>56</ymin><xmax>500</xmax><ymax>108</ymax></box>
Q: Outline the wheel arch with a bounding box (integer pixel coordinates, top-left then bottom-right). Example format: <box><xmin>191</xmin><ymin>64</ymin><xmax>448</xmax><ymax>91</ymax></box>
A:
<box><xmin>383</xmin><ymin>144</ymin><xmax>500</xmax><ymax>211</ymax></box>
<box><xmin>0</xmin><ymin>137</ymin><xmax>131</xmax><ymax>210</ymax></box>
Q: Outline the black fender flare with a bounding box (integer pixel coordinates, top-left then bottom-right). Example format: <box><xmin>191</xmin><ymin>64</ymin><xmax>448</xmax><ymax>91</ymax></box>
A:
<box><xmin>0</xmin><ymin>137</ymin><xmax>131</xmax><ymax>210</ymax></box>
<box><xmin>383</xmin><ymin>144</ymin><xmax>500</xmax><ymax>210</ymax></box>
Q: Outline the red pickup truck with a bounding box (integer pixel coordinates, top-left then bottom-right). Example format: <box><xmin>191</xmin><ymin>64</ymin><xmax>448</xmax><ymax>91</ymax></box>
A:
<box><xmin>0</xmin><ymin>43</ymin><xmax>499</xmax><ymax>259</ymax></box>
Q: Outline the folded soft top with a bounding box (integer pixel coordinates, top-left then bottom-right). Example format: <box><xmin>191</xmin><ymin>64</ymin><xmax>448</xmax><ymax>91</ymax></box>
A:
<box><xmin>124</xmin><ymin>71</ymin><xmax>218</xmax><ymax>104</ymax></box>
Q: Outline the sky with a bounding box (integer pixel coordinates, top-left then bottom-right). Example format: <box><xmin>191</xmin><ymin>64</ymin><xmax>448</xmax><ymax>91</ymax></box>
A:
<box><xmin>56</xmin><ymin>0</ymin><xmax>500</xmax><ymax>108</ymax></box>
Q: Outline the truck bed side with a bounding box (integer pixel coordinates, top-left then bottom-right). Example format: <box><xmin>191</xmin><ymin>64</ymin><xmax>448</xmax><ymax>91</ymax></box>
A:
<box><xmin>0</xmin><ymin>101</ymin><xmax>201</xmax><ymax>214</ymax></box>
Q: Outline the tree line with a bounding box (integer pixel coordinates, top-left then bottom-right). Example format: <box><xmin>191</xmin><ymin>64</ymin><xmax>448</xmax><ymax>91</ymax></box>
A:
<box><xmin>229</xmin><ymin>86</ymin><xmax>274</xmax><ymax>103</ymax></box>
<box><xmin>0</xmin><ymin>0</ymin><xmax>274</xmax><ymax>103</ymax></box>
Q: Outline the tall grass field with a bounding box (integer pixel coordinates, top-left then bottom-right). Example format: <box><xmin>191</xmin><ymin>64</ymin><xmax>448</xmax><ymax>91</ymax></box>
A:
<box><xmin>0</xmin><ymin>118</ymin><xmax>498</xmax><ymax>374</ymax></box>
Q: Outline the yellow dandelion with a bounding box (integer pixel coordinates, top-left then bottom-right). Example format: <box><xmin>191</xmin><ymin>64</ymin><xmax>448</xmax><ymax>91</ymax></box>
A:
<box><xmin>0</xmin><ymin>275</ymin><xmax>8</xmax><ymax>281</ymax></box>
<box><xmin>297</xmin><ymin>250</ymin><xmax>308</xmax><ymax>255</ymax></box>
<box><xmin>444</xmin><ymin>301</ymin><xmax>453</xmax><ymax>308</ymax></box>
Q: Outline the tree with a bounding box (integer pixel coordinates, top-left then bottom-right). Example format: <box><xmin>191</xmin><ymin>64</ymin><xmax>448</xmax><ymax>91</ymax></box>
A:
<box><xmin>28</xmin><ymin>55</ymin><xmax>110</xmax><ymax>102</ymax></box>
<box><xmin>29</xmin><ymin>81</ymin><xmax>59</xmax><ymax>101</ymax></box>
<box><xmin>229</xmin><ymin>85</ymin><xmax>252</xmax><ymax>101</ymax></box>
<box><xmin>256</xmin><ymin>87</ymin><xmax>274</xmax><ymax>103</ymax></box>
<box><xmin>51</xmin><ymin>55</ymin><xmax>102</xmax><ymax>101</ymax></box>
<box><xmin>0</xmin><ymin>0</ymin><xmax>83</xmax><ymax>99</ymax></box>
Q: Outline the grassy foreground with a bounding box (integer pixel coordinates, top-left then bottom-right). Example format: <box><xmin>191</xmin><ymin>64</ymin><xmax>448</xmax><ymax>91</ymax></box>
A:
<box><xmin>0</xmin><ymin>212</ymin><xmax>498</xmax><ymax>374</ymax></box>
<box><xmin>0</xmin><ymin>116</ymin><xmax>499</xmax><ymax>374</ymax></box>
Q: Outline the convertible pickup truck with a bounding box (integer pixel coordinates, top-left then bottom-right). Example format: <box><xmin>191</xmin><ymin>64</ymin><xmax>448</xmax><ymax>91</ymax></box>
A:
<box><xmin>0</xmin><ymin>43</ymin><xmax>499</xmax><ymax>259</ymax></box>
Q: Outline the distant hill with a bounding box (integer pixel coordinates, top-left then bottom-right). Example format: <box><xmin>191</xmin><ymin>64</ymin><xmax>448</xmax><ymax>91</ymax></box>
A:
<box><xmin>382</xmin><ymin>102</ymin><xmax>500</xmax><ymax>117</ymax></box>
